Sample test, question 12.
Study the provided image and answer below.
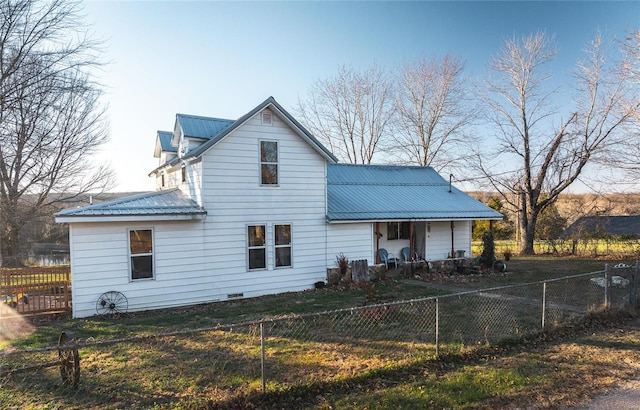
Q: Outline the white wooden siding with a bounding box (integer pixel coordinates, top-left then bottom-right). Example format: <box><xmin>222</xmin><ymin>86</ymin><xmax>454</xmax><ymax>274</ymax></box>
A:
<box><xmin>196</xmin><ymin>108</ymin><xmax>329</xmax><ymax>301</ymax></box>
<box><xmin>326</xmin><ymin>223</ymin><xmax>374</xmax><ymax>266</ymax></box>
<box><xmin>69</xmin><ymin>220</ymin><xmax>215</xmax><ymax>318</ymax></box>
<box><xmin>423</xmin><ymin>220</ymin><xmax>472</xmax><ymax>260</ymax></box>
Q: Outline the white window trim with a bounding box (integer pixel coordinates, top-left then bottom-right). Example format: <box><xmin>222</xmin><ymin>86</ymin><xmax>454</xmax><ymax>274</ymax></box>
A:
<box><xmin>247</xmin><ymin>224</ymin><xmax>267</xmax><ymax>271</ymax></box>
<box><xmin>274</xmin><ymin>223</ymin><xmax>293</xmax><ymax>269</ymax></box>
<box><xmin>128</xmin><ymin>228</ymin><xmax>155</xmax><ymax>281</ymax></box>
<box><xmin>262</xmin><ymin>111</ymin><xmax>273</xmax><ymax>125</ymax></box>
<box><xmin>259</xmin><ymin>140</ymin><xmax>279</xmax><ymax>187</ymax></box>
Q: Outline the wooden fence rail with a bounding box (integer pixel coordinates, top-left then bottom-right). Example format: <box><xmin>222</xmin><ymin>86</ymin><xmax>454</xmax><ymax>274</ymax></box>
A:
<box><xmin>1</xmin><ymin>267</ymin><xmax>71</xmax><ymax>315</ymax></box>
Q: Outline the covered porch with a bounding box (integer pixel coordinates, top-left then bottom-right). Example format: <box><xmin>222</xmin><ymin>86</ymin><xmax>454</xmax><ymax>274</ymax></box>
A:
<box><xmin>373</xmin><ymin>220</ymin><xmax>474</xmax><ymax>266</ymax></box>
<box><xmin>325</xmin><ymin>164</ymin><xmax>504</xmax><ymax>272</ymax></box>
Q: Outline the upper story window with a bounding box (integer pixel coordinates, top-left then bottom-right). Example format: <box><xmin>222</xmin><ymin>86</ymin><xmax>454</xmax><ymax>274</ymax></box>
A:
<box><xmin>181</xmin><ymin>166</ymin><xmax>186</xmax><ymax>183</ymax></box>
<box><xmin>387</xmin><ymin>222</ymin><xmax>410</xmax><ymax>240</ymax></box>
<box><xmin>129</xmin><ymin>229</ymin><xmax>154</xmax><ymax>280</ymax></box>
<box><xmin>260</xmin><ymin>140</ymin><xmax>278</xmax><ymax>185</ymax></box>
<box><xmin>262</xmin><ymin>112</ymin><xmax>272</xmax><ymax>125</ymax></box>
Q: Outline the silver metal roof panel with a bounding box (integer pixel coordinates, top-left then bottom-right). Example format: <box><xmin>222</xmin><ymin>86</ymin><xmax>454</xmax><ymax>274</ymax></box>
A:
<box><xmin>55</xmin><ymin>189</ymin><xmax>206</xmax><ymax>219</ymax></box>
<box><xmin>327</xmin><ymin>164</ymin><xmax>503</xmax><ymax>222</ymax></box>
<box><xmin>158</xmin><ymin>130</ymin><xmax>177</xmax><ymax>152</ymax></box>
<box><xmin>176</xmin><ymin>114</ymin><xmax>234</xmax><ymax>139</ymax></box>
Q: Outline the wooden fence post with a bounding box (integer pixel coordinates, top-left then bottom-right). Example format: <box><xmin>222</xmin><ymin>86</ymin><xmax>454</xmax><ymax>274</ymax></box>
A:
<box><xmin>351</xmin><ymin>260</ymin><xmax>370</xmax><ymax>282</ymax></box>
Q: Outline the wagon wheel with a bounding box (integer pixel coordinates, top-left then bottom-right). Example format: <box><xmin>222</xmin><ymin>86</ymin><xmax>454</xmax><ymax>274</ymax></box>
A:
<box><xmin>58</xmin><ymin>331</ymin><xmax>80</xmax><ymax>388</ymax></box>
<box><xmin>96</xmin><ymin>291</ymin><xmax>128</xmax><ymax>317</ymax></box>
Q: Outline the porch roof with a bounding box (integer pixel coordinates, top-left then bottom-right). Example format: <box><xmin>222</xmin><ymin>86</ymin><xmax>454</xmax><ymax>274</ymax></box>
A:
<box><xmin>54</xmin><ymin>189</ymin><xmax>207</xmax><ymax>223</ymax></box>
<box><xmin>326</xmin><ymin>164</ymin><xmax>503</xmax><ymax>222</ymax></box>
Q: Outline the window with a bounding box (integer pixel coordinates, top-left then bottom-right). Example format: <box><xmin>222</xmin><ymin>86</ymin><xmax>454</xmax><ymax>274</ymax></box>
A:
<box><xmin>161</xmin><ymin>174</ymin><xmax>165</xmax><ymax>188</ymax></box>
<box><xmin>247</xmin><ymin>225</ymin><xmax>266</xmax><ymax>270</ymax></box>
<box><xmin>181</xmin><ymin>166</ymin><xmax>186</xmax><ymax>183</ymax></box>
<box><xmin>260</xmin><ymin>140</ymin><xmax>278</xmax><ymax>185</ymax></box>
<box><xmin>262</xmin><ymin>112</ymin><xmax>272</xmax><ymax>125</ymax></box>
<box><xmin>387</xmin><ymin>222</ymin><xmax>410</xmax><ymax>240</ymax></box>
<box><xmin>129</xmin><ymin>229</ymin><xmax>154</xmax><ymax>280</ymax></box>
<box><xmin>274</xmin><ymin>224</ymin><xmax>291</xmax><ymax>268</ymax></box>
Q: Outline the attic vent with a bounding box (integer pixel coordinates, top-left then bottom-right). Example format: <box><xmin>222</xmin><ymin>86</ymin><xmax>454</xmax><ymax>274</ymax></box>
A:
<box><xmin>227</xmin><ymin>292</ymin><xmax>244</xmax><ymax>299</ymax></box>
<box><xmin>262</xmin><ymin>112</ymin><xmax>272</xmax><ymax>125</ymax></box>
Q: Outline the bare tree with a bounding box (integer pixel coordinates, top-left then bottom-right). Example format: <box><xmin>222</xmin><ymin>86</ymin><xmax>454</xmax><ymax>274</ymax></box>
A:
<box><xmin>393</xmin><ymin>54</ymin><xmax>474</xmax><ymax>169</ymax></box>
<box><xmin>620</xmin><ymin>30</ymin><xmax>640</xmax><ymax>87</ymax></box>
<box><xmin>0</xmin><ymin>0</ymin><xmax>113</xmax><ymax>267</ymax></box>
<box><xmin>296</xmin><ymin>65</ymin><xmax>395</xmax><ymax>164</ymax></box>
<box><xmin>610</xmin><ymin>30</ymin><xmax>640</xmax><ymax>180</ymax></box>
<box><xmin>474</xmin><ymin>31</ymin><xmax>639</xmax><ymax>255</ymax></box>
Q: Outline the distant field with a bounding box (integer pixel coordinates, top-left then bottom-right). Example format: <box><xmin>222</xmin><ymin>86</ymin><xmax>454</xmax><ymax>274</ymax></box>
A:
<box><xmin>473</xmin><ymin>239</ymin><xmax>640</xmax><ymax>258</ymax></box>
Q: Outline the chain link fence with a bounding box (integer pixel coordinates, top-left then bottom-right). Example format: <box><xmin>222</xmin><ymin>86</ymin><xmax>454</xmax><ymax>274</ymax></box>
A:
<box><xmin>1</xmin><ymin>264</ymin><xmax>638</xmax><ymax>408</ymax></box>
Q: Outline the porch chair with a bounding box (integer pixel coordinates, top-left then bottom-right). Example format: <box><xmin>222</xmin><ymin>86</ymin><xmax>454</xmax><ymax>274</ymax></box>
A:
<box><xmin>400</xmin><ymin>247</ymin><xmax>411</xmax><ymax>264</ymax></box>
<box><xmin>378</xmin><ymin>248</ymin><xmax>397</xmax><ymax>269</ymax></box>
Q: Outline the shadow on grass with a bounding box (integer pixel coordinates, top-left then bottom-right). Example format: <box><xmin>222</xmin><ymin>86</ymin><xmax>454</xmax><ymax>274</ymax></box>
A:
<box><xmin>168</xmin><ymin>311</ymin><xmax>640</xmax><ymax>410</ymax></box>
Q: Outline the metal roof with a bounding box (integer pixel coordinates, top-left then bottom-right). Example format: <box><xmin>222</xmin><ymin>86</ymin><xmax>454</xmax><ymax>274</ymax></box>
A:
<box><xmin>157</xmin><ymin>130</ymin><xmax>177</xmax><ymax>152</ymax></box>
<box><xmin>176</xmin><ymin>114</ymin><xmax>235</xmax><ymax>140</ymax></box>
<box><xmin>154</xmin><ymin>130</ymin><xmax>177</xmax><ymax>158</ymax></box>
<box><xmin>151</xmin><ymin>97</ymin><xmax>338</xmax><ymax>176</ymax></box>
<box><xmin>182</xmin><ymin>97</ymin><xmax>338</xmax><ymax>162</ymax></box>
<box><xmin>55</xmin><ymin>189</ymin><xmax>206</xmax><ymax>221</ymax></box>
<box><xmin>563</xmin><ymin>215</ymin><xmax>640</xmax><ymax>237</ymax></box>
<box><xmin>327</xmin><ymin>164</ymin><xmax>503</xmax><ymax>222</ymax></box>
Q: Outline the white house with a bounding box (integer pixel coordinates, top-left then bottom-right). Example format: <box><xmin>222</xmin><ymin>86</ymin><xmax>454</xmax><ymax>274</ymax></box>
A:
<box><xmin>55</xmin><ymin>97</ymin><xmax>502</xmax><ymax>318</ymax></box>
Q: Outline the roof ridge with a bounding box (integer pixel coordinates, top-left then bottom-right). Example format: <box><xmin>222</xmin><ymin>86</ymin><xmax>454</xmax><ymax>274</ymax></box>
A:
<box><xmin>330</xmin><ymin>163</ymin><xmax>437</xmax><ymax>171</ymax></box>
<box><xmin>330</xmin><ymin>181</ymin><xmax>448</xmax><ymax>186</ymax></box>
<box><xmin>61</xmin><ymin>189</ymin><xmax>178</xmax><ymax>212</ymax></box>
<box><xmin>176</xmin><ymin>113</ymin><xmax>234</xmax><ymax>122</ymax></box>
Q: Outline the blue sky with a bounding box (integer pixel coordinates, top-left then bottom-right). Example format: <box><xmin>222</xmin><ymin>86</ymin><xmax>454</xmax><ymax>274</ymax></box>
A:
<box><xmin>82</xmin><ymin>1</ymin><xmax>639</xmax><ymax>192</ymax></box>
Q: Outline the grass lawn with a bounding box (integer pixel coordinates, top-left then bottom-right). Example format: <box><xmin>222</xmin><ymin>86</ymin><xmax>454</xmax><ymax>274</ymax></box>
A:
<box><xmin>0</xmin><ymin>256</ymin><xmax>638</xmax><ymax>409</ymax></box>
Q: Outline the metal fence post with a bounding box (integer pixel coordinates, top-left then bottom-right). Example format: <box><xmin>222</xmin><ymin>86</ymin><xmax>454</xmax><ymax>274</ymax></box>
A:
<box><xmin>604</xmin><ymin>263</ymin><xmax>610</xmax><ymax>309</ymax></box>
<box><xmin>435</xmin><ymin>298</ymin><xmax>440</xmax><ymax>357</ymax></box>
<box><xmin>542</xmin><ymin>281</ymin><xmax>546</xmax><ymax>329</ymax></box>
<box><xmin>260</xmin><ymin>322</ymin><xmax>266</xmax><ymax>394</ymax></box>
<box><xmin>633</xmin><ymin>260</ymin><xmax>639</xmax><ymax>309</ymax></box>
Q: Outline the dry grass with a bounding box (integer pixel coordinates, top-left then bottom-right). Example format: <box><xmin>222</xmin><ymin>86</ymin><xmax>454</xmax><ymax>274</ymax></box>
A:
<box><xmin>0</xmin><ymin>257</ymin><xmax>638</xmax><ymax>409</ymax></box>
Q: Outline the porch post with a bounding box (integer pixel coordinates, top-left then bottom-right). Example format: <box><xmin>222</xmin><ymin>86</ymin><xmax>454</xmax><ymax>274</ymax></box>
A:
<box><xmin>375</xmin><ymin>222</ymin><xmax>380</xmax><ymax>263</ymax></box>
<box><xmin>409</xmin><ymin>222</ymin><xmax>414</xmax><ymax>261</ymax></box>
<box><xmin>450</xmin><ymin>221</ymin><xmax>455</xmax><ymax>259</ymax></box>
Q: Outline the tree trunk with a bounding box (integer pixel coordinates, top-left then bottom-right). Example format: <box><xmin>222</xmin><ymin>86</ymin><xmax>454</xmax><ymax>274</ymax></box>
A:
<box><xmin>520</xmin><ymin>222</ymin><xmax>536</xmax><ymax>255</ymax></box>
<box><xmin>519</xmin><ymin>204</ymin><xmax>538</xmax><ymax>255</ymax></box>
<box><xmin>0</xmin><ymin>222</ymin><xmax>24</xmax><ymax>268</ymax></box>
